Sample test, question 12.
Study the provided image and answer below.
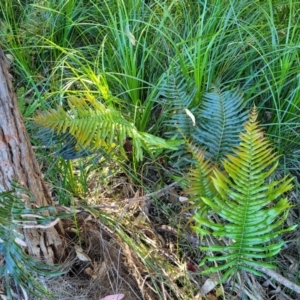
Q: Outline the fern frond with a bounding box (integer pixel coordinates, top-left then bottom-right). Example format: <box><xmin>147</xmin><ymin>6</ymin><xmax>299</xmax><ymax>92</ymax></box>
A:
<box><xmin>185</xmin><ymin>145</ymin><xmax>217</xmax><ymax>216</ymax></box>
<box><xmin>34</xmin><ymin>96</ymin><xmax>177</xmax><ymax>162</ymax></box>
<box><xmin>158</xmin><ymin>68</ymin><xmax>197</xmax><ymax>138</ymax></box>
<box><xmin>193</xmin><ymin>86</ymin><xmax>248</xmax><ymax>161</ymax></box>
<box><xmin>194</xmin><ymin>107</ymin><xmax>296</xmax><ymax>280</ymax></box>
<box><xmin>36</xmin><ymin>128</ymin><xmax>93</xmax><ymax>160</ymax></box>
<box><xmin>158</xmin><ymin>70</ymin><xmax>248</xmax><ymax>165</ymax></box>
<box><xmin>0</xmin><ymin>184</ymin><xmax>66</xmax><ymax>299</ymax></box>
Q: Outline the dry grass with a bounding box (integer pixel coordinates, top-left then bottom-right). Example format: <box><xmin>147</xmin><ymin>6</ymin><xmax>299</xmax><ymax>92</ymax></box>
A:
<box><xmin>24</xmin><ymin>169</ymin><xmax>300</xmax><ymax>300</ymax></box>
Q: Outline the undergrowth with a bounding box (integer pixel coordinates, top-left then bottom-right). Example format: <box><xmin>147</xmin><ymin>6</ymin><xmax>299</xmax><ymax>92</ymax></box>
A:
<box><xmin>0</xmin><ymin>0</ymin><xmax>300</xmax><ymax>299</ymax></box>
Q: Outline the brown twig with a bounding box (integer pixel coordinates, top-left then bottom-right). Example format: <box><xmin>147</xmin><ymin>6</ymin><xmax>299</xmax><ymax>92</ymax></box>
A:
<box><xmin>254</xmin><ymin>265</ymin><xmax>300</xmax><ymax>294</ymax></box>
<box><xmin>121</xmin><ymin>181</ymin><xmax>180</xmax><ymax>203</ymax></box>
<box><xmin>15</xmin><ymin>218</ymin><xmax>60</xmax><ymax>229</ymax></box>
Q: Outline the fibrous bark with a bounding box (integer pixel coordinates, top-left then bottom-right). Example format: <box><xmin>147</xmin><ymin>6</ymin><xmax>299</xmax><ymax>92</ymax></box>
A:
<box><xmin>0</xmin><ymin>48</ymin><xmax>64</xmax><ymax>264</ymax></box>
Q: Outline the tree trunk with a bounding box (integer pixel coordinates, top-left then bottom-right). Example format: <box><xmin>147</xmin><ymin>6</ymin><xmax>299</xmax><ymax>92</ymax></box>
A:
<box><xmin>0</xmin><ymin>48</ymin><xmax>64</xmax><ymax>264</ymax></box>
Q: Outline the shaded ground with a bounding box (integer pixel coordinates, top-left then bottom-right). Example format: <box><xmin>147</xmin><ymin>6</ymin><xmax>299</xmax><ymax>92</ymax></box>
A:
<box><xmin>2</xmin><ymin>171</ymin><xmax>300</xmax><ymax>299</ymax></box>
<box><xmin>39</xmin><ymin>172</ymin><xmax>300</xmax><ymax>300</ymax></box>
<box><xmin>45</xmin><ymin>211</ymin><xmax>144</xmax><ymax>300</ymax></box>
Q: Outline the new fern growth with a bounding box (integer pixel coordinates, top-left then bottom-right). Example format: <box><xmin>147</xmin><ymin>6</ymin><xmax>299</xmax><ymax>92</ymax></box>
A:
<box><xmin>191</xmin><ymin>107</ymin><xmax>296</xmax><ymax>280</ymax></box>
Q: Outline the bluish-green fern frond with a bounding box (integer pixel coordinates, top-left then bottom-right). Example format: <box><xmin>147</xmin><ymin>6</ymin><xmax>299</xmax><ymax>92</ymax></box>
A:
<box><xmin>193</xmin><ymin>107</ymin><xmax>296</xmax><ymax>280</ymax></box>
<box><xmin>158</xmin><ymin>69</ymin><xmax>248</xmax><ymax>164</ymax></box>
<box><xmin>36</xmin><ymin>128</ymin><xmax>93</xmax><ymax>160</ymax></box>
<box><xmin>158</xmin><ymin>68</ymin><xmax>197</xmax><ymax>139</ymax></box>
<box><xmin>34</xmin><ymin>95</ymin><xmax>177</xmax><ymax>162</ymax></box>
<box><xmin>193</xmin><ymin>86</ymin><xmax>248</xmax><ymax>162</ymax></box>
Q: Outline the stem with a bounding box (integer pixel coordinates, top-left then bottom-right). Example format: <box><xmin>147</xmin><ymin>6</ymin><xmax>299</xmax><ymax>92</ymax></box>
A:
<box><xmin>254</xmin><ymin>265</ymin><xmax>300</xmax><ymax>294</ymax></box>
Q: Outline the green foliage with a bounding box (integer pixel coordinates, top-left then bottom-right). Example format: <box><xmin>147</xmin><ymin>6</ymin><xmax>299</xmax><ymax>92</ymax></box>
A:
<box><xmin>159</xmin><ymin>69</ymin><xmax>197</xmax><ymax>139</ymax></box>
<box><xmin>194</xmin><ymin>86</ymin><xmax>248</xmax><ymax>162</ymax></box>
<box><xmin>192</xmin><ymin>108</ymin><xmax>296</xmax><ymax>280</ymax></box>
<box><xmin>159</xmin><ymin>70</ymin><xmax>248</xmax><ymax>164</ymax></box>
<box><xmin>185</xmin><ymin>146</ymin><xmax>217</xmax><ymax>217</ymax></box>
<box><xmin>0</xmin><ymin>184</ymin><xmax>66</xmax><ymax>299</ymax></box>
<box><xmin>33</xmin><ymin>94</ymin><xmax>177</xmax><ymax>163</ymax></box>
<box><xmin>0</xmin><ymin>0</ymin><xmax>300</xmax><ymax>298</ymax></box>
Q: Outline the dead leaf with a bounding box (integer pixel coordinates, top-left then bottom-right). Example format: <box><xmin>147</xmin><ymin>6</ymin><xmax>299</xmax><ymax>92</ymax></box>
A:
<box><xmin>98</xmin><ymin>261</ymin><xmax>107</xmax><ymax>279</ymax></box>
<box><xmin>84</xmin><ymin>214</ymin><xmax>93</xmax><ymax>222</ymax></box>
<box><xmin>99</xmin><ymin>294</ymin><xmax>125</xmax><ymax>300</ymax></box>
<box><xmin>185</xmin><ymin>108</ymin><xmax>196</xmax><ymax>126</ymax></box>
<box><xmin>85</xmin><ymin>267</ymin><xmax>97</xmax><ymax>279</ymax></box>
<box><xmin>200</xmin><ymin>278</ymin><xmax>218</xmax><ymax>295</ymax></box>
<box><xmin>186</xmin><ymin>261</ymin><xmax>197</xmax><ymax>272</ymax></box>
<box><xmin>205</xmin><ymin>293</ymin><xmax>218</xmax><ymax>300</ymax></box>
<box><xmin>179</xmin><ymin>196</ymin><xmax>189</xmax><ymax>202</ymax></box>
<box><xmin>93</xmin><ymin>260</ymin><xmax>99</xmax><ymax>270</ymax></box>
<box><xmin>75</xmin><ymin>245</ymin><xmax>91</xmax><ymax>262</ymax></box>
<box><xmin>193</xmin><ymin>293</ymin><xmax>202</xmax><ymax>300</ymax></box>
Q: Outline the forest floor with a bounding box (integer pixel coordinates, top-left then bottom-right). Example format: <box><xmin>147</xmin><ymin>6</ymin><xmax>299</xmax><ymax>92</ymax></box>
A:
<box><xmin>30</xmin><ymin>169</ymin><xmax>300</xmax><ymax>300</ymax></box>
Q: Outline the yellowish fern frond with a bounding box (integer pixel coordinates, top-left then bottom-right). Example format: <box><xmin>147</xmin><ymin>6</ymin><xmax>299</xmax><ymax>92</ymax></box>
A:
<box><xmin>185</xmin><ymin>144</ymin><xmax>217</xmax><ymax>217</ymax></box>
<box><xmin>34</xmin><ymin>95</ymin><xmax>177</xmax><ymax>161</ymax></box>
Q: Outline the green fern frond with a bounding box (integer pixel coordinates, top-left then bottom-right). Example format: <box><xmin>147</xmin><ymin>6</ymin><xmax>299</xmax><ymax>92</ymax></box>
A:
<box><xmin>158</xmin><ymin>69</ymin><xmax>248</xmax><ymax>165</ymax></box>
<box><xmin>34</xmin><ymin>95</ymin><xmax>177</xmax><ymax>162</ymax></box>
<box><xmin>193</xmin><ymin>108</ymin><xmax>296</xmax><ymax>280</ymax></box>
<box><xmin>185</xmin><ymin>145</ymin><xmax>217</xmax><ymax>217</ymax></box>
<box><xmin>158</xmin><ymin>68</ymin><xmax>197</xmax><ymax>138</ymax></box>
<box><xmin>193</xmin><ymin>86</ymin><xmax>248</xmax><ymax>162</ymax></box>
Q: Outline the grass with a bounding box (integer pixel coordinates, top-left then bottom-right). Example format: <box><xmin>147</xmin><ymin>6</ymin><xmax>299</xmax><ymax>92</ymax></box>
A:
<box><xmin>0</xmin><ymin>0</ymin><xmax>300</xmax><ymax>299</ymax></box>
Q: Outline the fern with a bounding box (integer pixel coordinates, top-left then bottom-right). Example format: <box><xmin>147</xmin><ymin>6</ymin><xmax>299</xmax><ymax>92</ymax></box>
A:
<box><xmin>158</xmin><ymin>69</ymin><xmax>248</xmax><ymax>164</ymax></box>
<box><xmin>193</xmin><ymin>86</ymin><xmax>248</xmax><ymax>162</ymax></box>
<box><xmin>34</xmin><ymin>95</ymin><xmax>177</xmax><ymax>162</ymax></box>
<box><xmin>158</xmin><ymin>68</ymin><xmax>197</xmax><ymax>139</ymax></box>
<box><xmin>193</xmin><ymin>107</ymin><xmax>296</xmax><ymax>280</ymax></box>
<box><xmin>0</xmin><ymin>184</ymin><xmax>67</xmax><ymax>299</ymax></box>
<box><xmin>185</xmin><ymin>145</ymin><xmax>217</xmax><ymax>217</ymax></box>
<box><xmin>36</xmin><ymin>128</ymin><xmax>93</xmax><ymax>160</ymax></box>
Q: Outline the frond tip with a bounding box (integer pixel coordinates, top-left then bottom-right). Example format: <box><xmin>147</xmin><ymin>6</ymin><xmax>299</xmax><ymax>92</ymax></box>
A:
<box><xmin>193</xmin><ymin>107</ymin><xmax>296</xmax><ymax>280</ymax></box>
